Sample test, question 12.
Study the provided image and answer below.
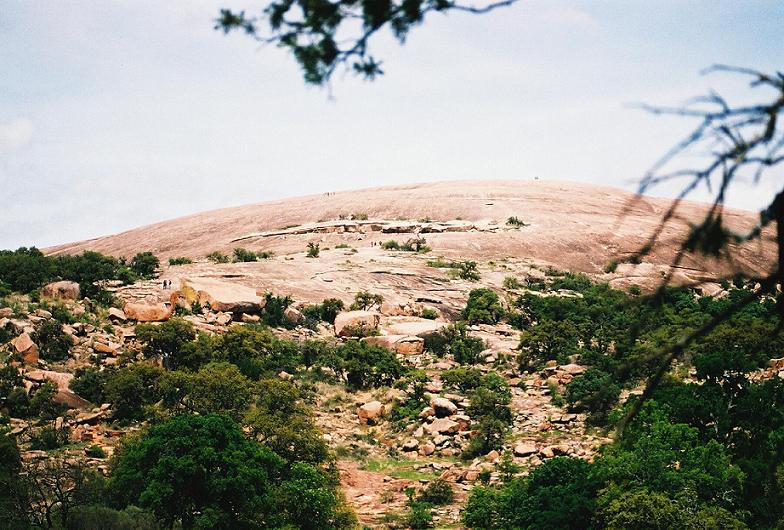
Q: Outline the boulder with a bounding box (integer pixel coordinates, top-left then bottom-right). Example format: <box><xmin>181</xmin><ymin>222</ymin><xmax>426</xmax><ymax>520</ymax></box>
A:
<box><xmin>363</xmin><ymin>334</ymin><xmax>424</xmax><ymax>355</ymax></box>
<box><xmin>0</xmin><ymin>307</ymin><xmax>13</xmax><ymax>318</ymax></box>
<box><xmin>419</xmin><ymin>441</ymin><xmax>436</xmax><ymax>456</ymax></box>
<box><xmin>402</xmin><ymin>439</ymin><xmax>419</xmax><ymax>451</ymax></box>
<box><xmin>424</xmin><ymin>417</ymin><xmax>460</xmax><ymax>435</ymax></box>
<box><xmin>383</xmin><ymin>319</ymin><xmax>447</xmax><ymax>337</ymax></box>
<box><xmin>180</xmin><ymin>277</ymin><xmax>265</xmax><ymax>313</ymax></box>
<box><xmin>284</xmin><ymin>306</ymin><xmax>303</xmax><ymax>324</ymax></box>
<box><xmin>334</xmin><ymin>311</ymin><xmax>381</xmax><ymax>337</ymax></box>
<box><xmin>41</xmin><ymin>281</ymin><xmax>81</xmax><ymax>300</ymax></box>
<box><xmin>107</xmin><ymin>308</ymin><xmax>127</xmax><ymax>322</ymax></box>
<box><xmin>26</xmin><ymin>370</ymin><xmax>92</xmax><ymax>409</ymax></box>
<box><xmin>12</xmin><ymin>333</ymin><xmax>39</xmax><ymax>365</ymax></box>
<box><xmin>513</xmin><ymin>442</ymin><xmax>538</xmax><ymax>457</ymax></box>
<box><xmin>123</xmin><ymin>302</ymin><xmax>172</xmax><ymax>322</ymax></box>
<box><xmin>357</xmin><ymin>400</ymin><xmax>385</xmax><ymax>425</ymax></box>
<box><xmin>430</xmin><ymin>397</ymin><xmax>458</xmax><ymax>418</ymax></box>
<box><xmin>558</xmin><ymin>363</ymin><xmax>587</xmax><ymax>375</ymax></box>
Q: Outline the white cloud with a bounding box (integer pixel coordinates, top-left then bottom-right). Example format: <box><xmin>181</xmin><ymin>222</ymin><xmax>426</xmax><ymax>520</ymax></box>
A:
<box><xmin>0</xmin><ymin>118</ymin><xmax>33</xmax><ymax>153</ymax></box>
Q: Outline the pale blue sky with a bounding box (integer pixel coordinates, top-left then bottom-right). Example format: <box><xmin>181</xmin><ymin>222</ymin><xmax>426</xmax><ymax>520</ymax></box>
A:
<box><xmin>1</xmin><ymin>1</ymin><xmax>782</xmax><ymax>248</ymax></box>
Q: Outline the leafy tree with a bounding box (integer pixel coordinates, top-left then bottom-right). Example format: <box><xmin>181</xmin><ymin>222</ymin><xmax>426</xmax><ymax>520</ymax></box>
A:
<box><xmin>463</xmin><ymin>376</ymin><xmax>512</xmax><ymax>457</ymax></box>
<box><xmin>565</xmin><ymin>367</ymin><xmax>621</xmax><ymax>425</ymax></box>
<box><xmin>33</xmin><ymin>319</ymin><xmax>72</xmax><ymax>361</ymax></box>
<box><xmin>211</xmin><ymin>325</ymin><xmax>301</xmax><ymax>379</ymax></box>
<box><xmin>69</xmin><ymin>367</ymin><xmax>108</xmax><ymax>404</ymax></box>
<box><xmin>350</xmin><ymin>290</ymin><xmax>383</xmax><ymax>310</ymax></box>
<box><xmin>65</xmin><ymin>505</ymin><xmax>159</xmax><ymax>530</ymax></box>
<box><xmin>322</xmin><ymin>340</ymin><xmax>405</xmax><ymax>389</ymax></box>
<box><xmin>518</xmin><ymin>319</ymin><xmax>579</xmax><ymax>369</ymax></box>
<box><xmin>216</xmin><ymin>0</ymin><xmax>516</xmax><ymax>85</ymax></box>
<box><xmin>162</xmin><ymin>362</ymin><xmax>253</xmax><ymax>421</ymax></box>
<box><xmin>129</xmin><ymin>252</ymin><xmax>159</xmax><ymax>279</ymax></box>
<box><xmin>261</xmin><ymin>292</ymin><xmax>294</xmax><ymax>327</ymax></box>
<box><xmin>110</xmin><ymin>414</ymin><xmax>283</xmax><ymax>529</ymax></box>
<box><xmin>105</xmin><ymin>363</ymin><xmax>165</xmax><ymax>421</ymax></box>
<box><xmin>425</xmin><ymin>321</ymin><xmax>484</xmax><ymax>364</ymax></box>
<box><xmin>463</xmin><ymin>288</ymin><xmax>504</xmax><ymax>324</ymax></box>
<box><xmin>245</xmin><ymin>378</ymin><xmax>329</xmax><ymax>464</ymax></box>
<box><xmin>0</xmin><ymin>247</ymin><xmax>55</xmax><ymax>293</ymax></box>
<box><xmin>135</xmin><ymin>318</ymin><xmax>199</xmax><ymax>369</ymax></box>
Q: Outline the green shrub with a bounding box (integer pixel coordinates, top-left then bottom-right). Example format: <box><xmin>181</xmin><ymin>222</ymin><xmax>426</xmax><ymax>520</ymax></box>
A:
<box><xmin>85</xmin><ymin>444</ymin><xmax>106</xmax><ymax>458</ymax></box>
<box><xmin>322</xmin><ymin>340</ymin><xmax>406</xmax><ymax>389</ymax></box>
<box><xmin>463</xmin><ymin>288</ymin><xmax>504</xmax><ymax>324</ymax></box>
<box><xmin>506</xmin><ymin>216</ymin><xmax>526</xmax><ymax>227</ymax></box>
<box><xmin>70</xmin><ymin>367</ymin><xmax>107</xmax><ymax>404</ymax></box>
<box><xmin>65</xmin><ymin>506</ymin><xmax>159</xmax><ymax>530</ymax></box>
<box><xmin>303</xmin><ymin>298</ymin><xmax>345</xmax><ymax>326</ymax></box>
<box><xmin>105</xmin><ymin>363</ymin><xmax>166</xmax><ymax>420</ymax></box>
<box><xmin>425</xmin><ymin>322</ymin><xmax>485</xmax><ymax>364</ymax></box>
<box><xmin>233</xmin><ymin>248</ymin><xmax>257</xmax><ymax>262</ymax></box>
<box><xmin>502</xmin><ymin>276</ymin><xmax>522</xmax><ymax>290</ymax></box>
<box><xmin>603</xmin><ymin>259</ymin><xmax>618</xmax><ymax>273</ymax></box>
<box><xmin>306</xmin><ymin>242</ymin><xmax>320</xmax><ymax>257</ymax></box>
<box><xmin>441</xmin><ymin>367</ymin><xmax>485</xmax><ymax>392</ymax></box>
<box><xmin>168</xmin><ymin>256</ymin><xmax>192</xmax><ymax>266</ymax></box>
<box><xmin>565</xmin><ymin>367</ymin><xmax>620</xmax><ymax>425</ymax></box>
<box><xmin>382</xmin><ymin>240</ymin><xmax>400</xmax><ymax>250</ymax></box>
<box><xmin>351</xmin><ymin>212</ymin><xmax>369</xmax><ymax>220</ymax></box>
<box><xmin>261</xmin><ymin>293</ymin><xmax>294</xmax><ymax>327</ymax></box>
<box><xmin>418</xmin><ymin>478</ymin><xmax>454</xmax><ymax>505</ymax></box>
<box><xmin>420</xmin><ymin>307</ymin><xmax>438</xmax><ymax>320</ymax></box>
<box><xmin>453</xmin><ymin>260</ymin><xmax>480</xmax><ymax>281</ymax></box>
<box><xmin>33</xmin><ymin>319</ymin><xmax>71</xmax><ymax>361</ymax></box>
<box><xmin>350</xmin><ymin>290</ymin><xmax>383</xmax><ymax>311</ymax></box>
<box><xmin>135</xmin><ymin>318</ymin><xmax>203</xmax><ymax>369</ymax></box>
<box><xmin>30</xmin><ymin>424</ymin><xmax>69</xmax><ymax>450</ymax></box>
<box><xmin>130</xmin><ymin>252</ymin><xmax>160</xmax><ymax>279</ymax></box>
<box><xmin>211</xmin><ymin>325</ymin><xmax>302</xmax><ymax>379</ymax></box>
<box><xmin>206</xmin><ymin>251</ymin><xmax>230</xmax><ymax>264</ymax></box>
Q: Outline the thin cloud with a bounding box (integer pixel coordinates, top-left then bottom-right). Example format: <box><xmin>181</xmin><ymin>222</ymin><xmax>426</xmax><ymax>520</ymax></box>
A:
<box><xmin>0</xmin><ymin>118</ymin><xmax>33</xmax><ymax>153</ymax></box>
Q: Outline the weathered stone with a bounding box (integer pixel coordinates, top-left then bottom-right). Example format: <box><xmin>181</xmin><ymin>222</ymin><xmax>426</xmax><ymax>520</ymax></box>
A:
<box><xmin>93</xmin><ymin>340</ymin><xmax>119</xmax><ymax>356</ymax></box>
<box><xmin>41</xmin><ymin>281</ymin><xmax>80</xmax><ymax>300</ymax></box>
<box><xmin>402</xmin><ymin>439</ymin><xmax>419</xmax><ymax>451</ymax></box>
<box><xmin>357</xmin><ymin>400</ymin><xmax>385</xmax><ymax>425</ymax></box>
<box><xmin>425</xmin><ymin>417</ymin><xmax>460</xmax><ymax>435</ymax></box>
<box><xmin>0</xmin><ymin>307</ymin><xmax>13</xmax><ymax>318</ymax></box>
<box><xmin>26</xmin><ymin>370</ymin><xmax>92</xmax><ymax>409</ymax></box>
<box><xmin>284</xmin><ymin>306</ymin><xmax>303</xmax><ymax>324</ymax></box>
<box><xmin>558</xmin><ymin>363</ymin><xmax>587</xmax><ymax>375</ymax></box>
<box><xmin>180</xmin><ymin>277</ymin><xmax>265</xmax><ymax>313</ymax></box>
<box><xmin>513</xmin><ymin>442</ymin><xmax>537</xmax><ymax>457</ymax></box>
<box><xmin>34</xmin><ymin>309</ymin><xmax>52</xmax><ymax>319</ymax></box>
<box><xmin>419</xmin><ymin>441</ymin><xmax>436</xmax><ymax>456</ymax></box>
<box><xmin>430</xmin><ymin>397</ymin><xmax>458</xmax><ymax>418</ymax></box>
<box><xmin>12</xmin><ymin>333</ymin><xmax>39</xmax><ymax>365</ymax></box>
<box><xmin>108</xmin><ymin>307</ymin><xmax>127</xmax><ymax>321</ymax></box>
<box><xmin>363</xmin><ymin>334</ymin><xmax>424</xmax><ymax>355</ymax></box>
<box><xmin>241</xmin><ymin>313</ymin><xmax>261</xmax><ymax>323</ymax></box>
<box><xmin>123</xmin><ymin>302</ymin><xmax>172</xmax><ymax>322</ymax></box>
<box><xmin>334</xmin><ymin>311</ymin><xmax>381</xmax><ymax>337</ymax></box>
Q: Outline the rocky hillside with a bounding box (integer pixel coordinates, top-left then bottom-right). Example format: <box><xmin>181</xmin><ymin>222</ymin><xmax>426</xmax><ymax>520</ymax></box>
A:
<box><xmin>46</xmin><ymin>181</ymin><xmax>772</xmax><ymax>295</ymax></box>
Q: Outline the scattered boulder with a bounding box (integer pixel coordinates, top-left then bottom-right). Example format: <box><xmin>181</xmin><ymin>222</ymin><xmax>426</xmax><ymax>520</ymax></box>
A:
<box><xmin>419</xmin><ymin>441</ymin><xmax>436</xmax><ymax>456</ymax></box>
<box><xmin>430</xmin><ymin>397</ymin><xmax>458</xmax><ymax>418</ymax></box>
<box><xmin>180</xmin><ymin>277</ymin><xmax>265</xmax><ymax>313</ymax></box>
<box><xmin>513</xmin><ymin>442</ymin><xmax>537</xmax><ymax>457</ymax></box>
<box><xmin>284</xmin><ymin>306</ymin><xmax>303</xmax><ymax>324</ymax></box>
<box><xmin>12</xmin><ymin>333</ymin><xmax>39</xmax><ymax>365</ymax></box>
<box><xmin>424</xmin><ymin>418</ymin><xmax>460</xmax><ymax>435</ymax></box>
<box><xmin>123</xmin><ymin>302</ymin><xmax>172</xmax><ymax>322</ymax></box>
<box><xmin>107</xmin><ymin>308</ymin><xmax>127</xmax><ymax>322</ymax></box>
<box><xmin>41</xmin><ymin>281</ymin><xmax>81</xmax><ymax>300</ymax></box>
<box><xmin>363</xmin><ymin>334</ymin><xmax>424</xmax><ymax>355</ymax></box>
<box><xmin>334</xmin><ymin>311</ymin><xmax>381</xmax><ymax>337</ymax></box>
<box><xmin>402</xmin><ymin>439</ymin><xmax>419</xmax><ymax>451</ymax></box>
<box><xmin>558</xmin><ymin>363</ymin><xmax>587</xmax><ymax>375</ymax></box>
<box><xmin>357</xmin><ymin>400</ymin><xmax>386</xmax><ymax>425</ymax></box>
<box><xmin>26</xmin><ymin>370</ymin><xmax>91</xmax><ymax>409</ymax></box>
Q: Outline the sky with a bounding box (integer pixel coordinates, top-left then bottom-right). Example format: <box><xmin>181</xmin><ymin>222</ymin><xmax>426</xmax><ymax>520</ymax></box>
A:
<box><xmin>1</xmin><ymin>0</ymin><xmax>782</xmax><ymax>249</ymax></box>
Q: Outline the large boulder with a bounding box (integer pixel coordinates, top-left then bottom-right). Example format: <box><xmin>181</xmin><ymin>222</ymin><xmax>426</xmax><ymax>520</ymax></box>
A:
<box><xmin>123</xmin><ymin>302</ymin><xmax>172</xmax><ymax>322</ymax></box>
<box><xmin>362</xmin><ymin>334</ymin><xmax>424</xmax><ymax>355</ymax></box>
<box><xmin>334</xmin><ymin>311</ymin><xmax>381</xmax><ymax>337</ymax></box>
<box><xmin>180</xmin><ymin>277</ymin><xmax>265</xmax><ymax>313</ymax></box>
<box><xmin>41</xmin><ymin>281</ymin><xmax>81</xmax><ymax>300</ymax></box>
<box><xmin>424</xmin><ymin>417</ymin><xmax>460</xmax><ymax>435</ymax></box>
<box><xmin>383</xmin><ymin>318</ymin><xmax>447</xmax><ymax>338</ymax></box>
<box><xmin>26</xmin><ymin>370</ymin><xmax>92</xmax><ymax>409</ymax></box>
<box><xmin>12</xmin><ymin>332</ymin><xmax>39</xmax><ymax>365</ymax></box>
<box><xmin>430</xmin><ymin>397</ymin><xmax>458</xmax><ymax>418</ymax></box>
<box><xmin>357</xmin><ymin>400</ymin><xmax>385</xmax><ymax>425</ymax></box>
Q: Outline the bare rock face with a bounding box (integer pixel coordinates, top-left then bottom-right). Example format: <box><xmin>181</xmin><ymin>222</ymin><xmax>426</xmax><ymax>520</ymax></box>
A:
<box><xmin>430</xmin><ymin>397</ymin><xmax>458</xmax><ymax>418</ymax></box>
<box><xmin>107</xmin><ymin>307</ymin><xmax>127</xmax><ymax>322</ymax></box>
<box><xmin>41</xmin><ymin>281</ymin><xmax>81</xmax><ymax>300</ymax></box>
<box><xmin>334</xmin><ymin>311</ymin><xmax>381</xmax><ymax>337</ymax></box>
<box><xmin>363</xmin><ymin>334</ymin><xmax>424</xmax><ymax>355</ymax></box>
<box><xmin>12</xmin><ymin>332</ymin><xmax>39</xmax><ymax>365</ymax></box>
<box><xmin>123</xmin><ymin>302</ymin><xmax>172</xmax><ymax>322</ymax></box>
<box><xmin>513</xmin><ymin>441</ymin><xmax>538</xmax><ymax>457</ymax></box>
<box><xmin>180</xmin><ymin>277</ymin><xmax>265</xmax><ymax>314</ymax></box>
<box><xmin>357</xmin><ymin>400</ymin><xmax>385</xmax><ymax>425</ymax></box>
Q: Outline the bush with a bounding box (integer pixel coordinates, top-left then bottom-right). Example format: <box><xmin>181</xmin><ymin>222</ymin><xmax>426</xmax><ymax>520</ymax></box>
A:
<box><xmin>506</xmin><ymin>216</ymin><xmax>526</xmax><ymax>227</ymax></box>
<box><xmin>502</xmin><ymin>276</ymin><xmax>522</xmax><ymax>290</ymax></box>
<box><xmin>33</xmin><ymin>319</ymin><xmax>71</xmax><ymax>361</ymax></box>
<box><xmin>420</xmin><ymin>307</ymin><xmax>438</xmax><ymax>320</ymax></box>
<box><xmin>381</xmin><ymin>240</ymin><xmax>400</xmax><ymax>250</ymax></box>
<box><xmin>303</xmin><ymin>298</ymin><xmax>345</xmax><ymax>326</ymax></box>
<box><xmin>463</xmin><ymin>379</ymin><xmax>512</xmax><ymax>457</ymax></box>
<box><xmin>518</xmin><ymin>319</ymin><xmax>579</xmax><ymax>369</ymax></box>
<box><xmin>565</xmin><ymin>367</ymin><xmax>621</xmax><ymax>425</ymax></box>
<box><xmin>453</xmin><ymin>260</ymin><xmax>480</xmax><ymax>281</ymax></box>
<box><xmin>306</xmin><ymin>242</ymin><xmax>320</xmax><ymax>258</ymax></box>
<box><xmin>441</xmin><ymin>367</ymin><xmax>485</xmax><ymax>392</ymax></box>
<box><xmin>603</xmin><ymin>259</ymin><xmax>618</xmax><ymax>273</ymax></box>
<box><xmin>211</xmin><ymin>325</ymin><xmax>301</xmax><ymax>379</ymax></box>
<box><xmin>206</xmin><ymin>251</ymin><xmax>230</xmax><ymax>264</ymax></box>
<box><xmin>350</xmin><ymin>290</ymin><xmax>383</xmax><ymax>311</ymax></box>
<box><xmin>130</xmin><ymin>252</ymin><xmax>159</xmax><ymax>279</ymax></box>
<box><xmin>30</xmin><ymin>424</ymin><xmax>69</xmax><ymax>450</ymax></box>
<box><xmin>85</xmin><ymin>444</ymin><xmax>106</xmax><ymax>458</ymax></box>
<box><xmin>418</xmin><ymin>478</ymin><xmax>454</xmax><ymax>505</ymax></box>
<box><xmin>232</xmin><ymin>248</ymin><xmax>257</xmax><ymax>262</ymax></box>
<box><xmin>425</xmin><ymin>322</ymin><xmax>485</xmax><ymax>364</ymax></box>
<box><xmin>168</xmin><ymin>257</ymin><xmax>192</xmax><ymax>266</ymax></box>
<box><xmin>321</xmin><ymin>340</ymin><xmax>406</xmax><ymax>389</ymax></box>
<box><xmin>135</xmin><ymin>318</ymin><xmax>200</xmax><ymax>369</ymax></box>
<box><xmin>70</xmin><ymin>367</ymin><xmax>107</xmax><ymax>404</ymax></box>
<box><xmin>400</xmin><ymin>237</ymin><xmax>430</xmax><ymax>252</ymax></box>
<box><xmin>463</xmin><ymin>288</ymin><xmax>504</xmax><ymax>324</ymax></box>
<box><xmin>65</xmin><ymin>506</ymin><xmax>158</xmax><ymax>530</ymax></box>
<box><xmin>105</xmin><ymin>363</ymin><xmax>166</xmax><ymax>420</ymax></box>
<box><xmin>261</xmin><ymin>293</ymin><xmax>294</xmax><ymax>327</ymax></box>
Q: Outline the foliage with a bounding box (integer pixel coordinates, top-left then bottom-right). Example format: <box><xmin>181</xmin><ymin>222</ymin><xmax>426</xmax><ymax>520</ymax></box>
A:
<box><xmin>211</xmin><ymin>324</ymin><xmax>301</xmax><ymax>379</ymax></box>
<box><xmin>350</xmin><ymin>289</ymin><xmax>383</xmax><ymax>310</ymax></box>
<box><xmin>261</xmin><ymin>292</ymin><xmax>294</xmax><ymax>327</ymax></box>
<box><xmin>565</xmin><ymin>367</ymin><xmax>621</xmax><ymax>425</ymax></box>
<box><xmin>463</xmin><ymin>375</ymin><xmax>512</xmax><ymax>457</ymax></box>
<box><xmin>65</xmin><ymin>505</ymin><xmax>159</xmax><ymax>530</ymax></box>
<box><xmin>463</xmin><ymin>288</ymin><xmax>504</xmax><ymax>324</ymax></box>
<box><xmin>506</xmin><ymin>216</ymin><xmax>526</xmax><ymax>227</ymax></box>
<box><xmin>425</xmin><ymin>321</ymin><xmax>484</xmax><ymax>364</ymax></box>
<box><xmin>129</xmin><ymin>252</ymin><xmax>160</xmax><ymax>279</ymax></box>
<box><xmin>168</xmin><ymin>256</ymin><xmax>192</xmax><ymax>266</ymax></box>
<box><xmin>322</xmin><ymin>340</ymin><xmax>405</xmax><ymax>389</ymax></box>
<box><xmin>306</xmin><ymin>242</ymin><xmax>320</xmax><ymax>257</ymax></box>
<box><xmin>135</xmin><ymin>318</ymin><xmax>198</xmax><ymax>368</ymax></box>
<box><xmin>232</xmin><ymin>247</ymin><xmax>258</xmax><ymax>262</ymax></box>
<box><xmin>518</xmin><ymin>319</ymin><xmax>579</xmax><ymax>369</ymax></box>
<box><xmin>105</xmin><ymin>363</ymin><xmax>166</xmax><ymax>421</ymax></box>
<box><xmin>303</xmin><ymin>297</ymin><xmax>345</xmax><ymax>325</ymax></box>
<box><xmin>33</xmin><ymin>319</ymin><xmax>72</xmax><ymax>361</ymax></box>
<box><xmin>245</xmin><ymin>378</ymin><xmax>329</xmax><ymax>464</ymax></box>
<box><xmin>452</xmin><ymin>260</ymin><xmax>480</xmax><ymax>281</ymax></box>
<box><xmin>69</xmin><ymin>367</ymin><xmax>108</xmax><ymax>404</ymax></box>
<box><xmin>420</xmin><ymin>307</ymin><xmax>438</xmax><ymax>319</ymax></box>
<box><xmin>206</xmin><ymin>251</ymin><xmax>230</xmax><ymax>263</ymax></box>
<box><xmin>418</xmin><ymin>478</ymin><xmax>454</xmax><ymax>505</ymax></box>
<box><xmin>160</xmin><ymin>362</ymin><xmax>253</xmax><ymax>421</ymax></box>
